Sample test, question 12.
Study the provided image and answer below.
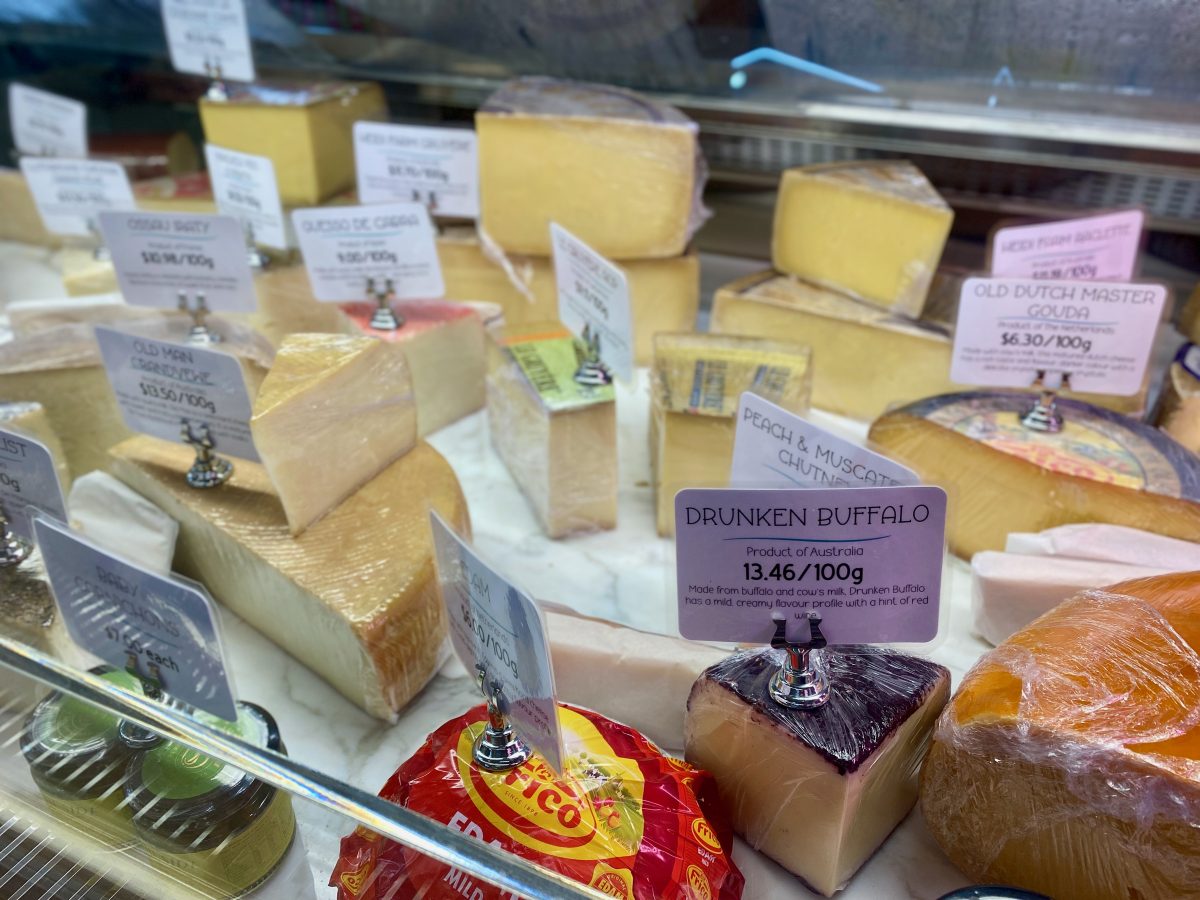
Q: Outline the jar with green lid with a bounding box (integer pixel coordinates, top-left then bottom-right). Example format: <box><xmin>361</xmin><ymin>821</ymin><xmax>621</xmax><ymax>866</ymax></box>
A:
<box><xmin>124</xmin><ymin>702</ymin><xmax>296</xmax><ymax>898</ymax></box>
<box><xmin>20</xmin><ymin>666</ymin><xmax>144</xmax><ymax>847</ymax></box>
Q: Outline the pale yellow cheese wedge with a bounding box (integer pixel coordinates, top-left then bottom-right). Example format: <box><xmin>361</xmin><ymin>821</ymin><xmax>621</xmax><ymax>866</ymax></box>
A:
<box><xmin>1157</xmin><ymin>358</ymin><xmax>1200</xmax><ymax>454</ymax></box>
<box><xmin>251</xmin><ymin>334</ymin><xmax>417</xmax><ymax>535</ymax></box>
<box><xmin>772</xmin><ymin>161</ymin><xmax>953</xmax><ymax>316</ymax></box>
<box><xmin>108</xmin><ymin>437</ymin><xmax>469</xmax><ymax>720</ymax></box>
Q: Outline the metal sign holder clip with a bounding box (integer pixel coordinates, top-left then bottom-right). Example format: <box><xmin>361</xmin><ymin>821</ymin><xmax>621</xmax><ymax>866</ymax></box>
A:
<box><xmin>1021</xmin><ymin>370</ymin><xmax>1071</xmax><ymax>433</ymax></box>
<box><xmin>180</xmin><ymin>419</ymin><xmax>233</xmax><ymax>489</ymax></box>
<box><xmin>178</xmin><ymin>290</ymin><xmax>221</xmax><ymax>346</ymax></box>
<box><xmin>366</xmin><ymin>276</ymin><xmax>403</xmax><ymax>332</ymax></box>
<box><xmin>0</xmin><ymin>502</ymin><xmax>31</xmax><ymax>568</ymax></box>
<box><xmin>572</xmin><ymin>324</ymin><xmax>613</xmax><ymax>386</ymax></box>
<box><xmin>769</xmin><ymin>612</ymin><xmax>831</xmax><ymax>710</ymax></box>
<box><xmin>472</xmin><ymin>664</ymin><xmax>533</xmax><ymax>772</ymax></box>
<box><xmin>204</xmin><ymin>59</ymin><xmax>228</xmax><ymax>102</ymax></box>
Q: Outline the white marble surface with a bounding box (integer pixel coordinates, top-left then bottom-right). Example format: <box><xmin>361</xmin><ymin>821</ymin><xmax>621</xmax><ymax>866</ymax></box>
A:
<box><xmin>0</xmin><ymin>241</ymin><xmax>991</xmax><ymax>898</ymax></box>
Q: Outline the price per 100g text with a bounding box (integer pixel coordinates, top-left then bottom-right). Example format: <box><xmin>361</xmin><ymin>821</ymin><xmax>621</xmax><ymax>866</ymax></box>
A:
<box><xmin>1001</xmin><ymin>332</ymin><xmax>1093</xmax><ymax>354</ymax></box>
<box><xmin>138</xmin><ymin>382</ymin><xmax>216</xmax><ymax>415</ymax></box>
<box><xmin>743</xmin><ymin>561</ymin><xmax>865</xmax><ymax>586</ymax></box>
<box><xmin>140</xmin><ymin>250</ymin><xmax>215</xmax><ymax>271</ymax></box>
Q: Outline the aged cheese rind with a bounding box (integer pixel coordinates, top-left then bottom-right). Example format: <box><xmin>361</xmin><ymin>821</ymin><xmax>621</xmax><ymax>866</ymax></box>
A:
<box><xmin>486</xmin><ymin>324</ymin><xmax>617</xmax><ymax>538</ymax></box>
<box><xmin>199</xmin><ymin>82</ymin><xmax>386</xmax><ymax>206</ymax></box>
<box><xmin>970</xmin><ymin>550</ymin><xmax>1169</xmax><ymax>646</ymax></box>
<box><xmin>869</xmin><ymin>391</ymin><xmax>1200</xmax><ymax>558</ymax></box>
<box><xmin>476</xmin><ymin>77</ymin><xmax>705</xmax><ymax>259</ymax></box>
<box><xmin>251</xmin><ymin>334</ymin><xmax>418</xmax><ymax>535</ymax></box>
<box><xmin>652</xmin><ymin>333</ymin><xmax>812</xmax><ymax>535</ymax></box>
<box><xmin>712</xmin><ymin>270</ymin><xmax>1152</xmax><ymax>421</ymax></box>
<box><xmin>771</xmin><ymin>162</ymin><xmax>953</xmax><ymax>316</ymax></box>
<box><xmin>922</xmin><ymin>574</ymin><xmax>1200</xmax><ymax>900</ymax></box>
<box><xmin>68</xmin><ymin>472</ymin><xmax>178</xmax><ymax>575</ymax></box>
<box><xmin>108</xmin><ymin>437</ymin><xmax>469</xmax><ymax>721</ymax></box>
<box><xmin>686</xmin><ymin>647</ymin><xmax>949</xmax><ymax>896</ymax></box>
<box><xmin>337</xmin><ymin>301</ymin><xmax>485</xmax><ymax>437</ymax></box>
<box><xmin>438</xmin><ymin>228</ymin><xmax>700</xmax><ymax>365</ymax></box>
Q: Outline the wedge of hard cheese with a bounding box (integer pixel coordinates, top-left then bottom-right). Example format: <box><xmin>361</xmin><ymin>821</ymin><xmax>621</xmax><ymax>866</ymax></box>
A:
<box><xmin>970</xmin><ymin>551</ymin><xmax>1169</xmax><ymax>645</ymax></box>
<box><xmin>487</xmin><ymin>323</ymin><xmax>617</xmax><ymax>537</ymax></box>
<box><xmin>337</xmin><ymin>300</ymin><xmax>485</xmax><ymax>437</ymax></box>
<box><xmin>686</xmin><ymin>647</ymin><xmax>949</xmax><ymax>896</ymax></box>
<box><xmin>108</xmin><ymin>436</ymin><xmax>469</xmax><ymax>720</ymax></box>
<box><xmin>58</xmin><ymin>248</ymin><xmax>119</xmax><ymax>297</ymax></box>
<box><xmin>68</xmin><ymin>472</ymin><xmax>178</xmax><ymax>575</ymax></box>
<box><xmin>772</xmin><ymin>161</ymin><xmax>953</xmax><ymax>317</ymax></box>
<box><xmin>652</xmin><ymin>332</ymin><xmax>812</xmax><ymax>536</ymax></box>
<box><xmin>477</xmin><ymin>77</ymin><xmax>706</xmax><ymax>258</ymax></box>
<box><xmin>251</xmin><ymin>265</ymin><xmax>360</xmax><ymax>347</ymax></box>
<box><xmin>250</xmin><ymin>333</ymin><xmax>418</xmax><ymax>535</ymax></box>
<box><xmin>922</xmin><ymin>574</ymin><xmax>1200</xmax><ymax>900</ymax></box>
<box><xmin>869</xmin><ymin>391</ymin><xmax>1200</xmax><ymax>557</ymax></box>
<box><xmin>1156</xmin><ymin>346</ymin><xmax>1200</xmax><ymax>454</ymax></box>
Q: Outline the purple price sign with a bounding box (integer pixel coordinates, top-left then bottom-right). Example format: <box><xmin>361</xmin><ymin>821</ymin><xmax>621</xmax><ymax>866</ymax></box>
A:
<box><xmin>675</xmin><ymin>486</ymin><xmax>946</xmax><ymax>645</ymax></box>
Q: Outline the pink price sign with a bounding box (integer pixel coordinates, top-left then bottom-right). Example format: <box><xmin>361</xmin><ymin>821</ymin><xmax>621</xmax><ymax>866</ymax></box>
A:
<box><xmin>990</xmin><ymin>209</ymin><xmax>1144</xmax><ymax>282</ymax></box>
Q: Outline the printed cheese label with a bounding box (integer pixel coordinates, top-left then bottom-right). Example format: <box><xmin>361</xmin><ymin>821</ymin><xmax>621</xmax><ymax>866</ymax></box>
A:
<box><xmin>354</xmin><ymin>122</ymin><xmax>479</xmax><ymax>217</ymax></box>
<box><xmin>430</xmin><ymin>512</ymin><xmax>564</xmax><ymax>774</ymax></box>
<box><xmin>161</xmin><ymin>0</ymin><xmax>255</xmax><ymax>83</ymax></box>
<box><xmin>990</xmin><ymin>209</ymin><xmax>1144</xmax><ymax>282</ymax></box>
<box><xmin>9</xmin><ymin>84</ymin><xmax>87</xmax><ymax>159</ymax></box>
<box><xmin>98</xmin><ymin>210</ymin><xmax>257</xmax><ymax>312</ymax></box>
<box><xmin>551</xmin><ymin>223</ymin><xmax>633</xmax><ymax>383</ymax></box>
<box><xmin>95</xmin><ymin>326</ymin><xmax>259</xmax><ymax>462</ymax></box>
<box><xmin>675</xmin><ymin>486</ymin><xmax>946</xmax><ymax>645</ymax></box>
<box><xmin>0</xmin><ymin>428</ymin><xmax>67</xmax><ymax>542</ymax></box>
<box><xmin>20</xmin><ymin>158</ymin><xmax>135</xmax><ymax>237</ymax></box>
<box><xmin>204</xmin><ymin>144</ymin><xmax>288</xmax><ymax>250</ymax></box>
<box><xmin>501</xmin><ymin>327</ymin><xmax>615</xmax><ymax>413</ymax></box>
<box><xmin>951</xmin><ymin>277</ymin><xmax>1165</xmax><ymax>396</ymax></box>
<box><xmin>731</xmin><ymin>392</ymin><xmax>918</xmax><ymax>489</ymax></box>
<box><xmin>36</xmin><ymin>516</ymin><xmax>237</xmax><ymax>720</ymax></box>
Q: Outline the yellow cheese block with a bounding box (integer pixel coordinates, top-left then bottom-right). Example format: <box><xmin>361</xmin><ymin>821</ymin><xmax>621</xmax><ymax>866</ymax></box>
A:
<box><xmin>921</xmin><ymin>573</ymin><xmax>1200</xmax><ymax>900</ymax></box>
<box><xmin>772</xmin><ymin>161</ymin><xmax>953</xmax><ymax>316</ymax></box>
<box><xmin>251</xmin><ymin>334</ymin><xmax>418</xmax><ymax>535</ymax></box>
<box><xmin>200</xmin><ymin>82</ymin><xmax>386</xmax><ymax>206</ymax></box>
<box><xmin>651</xmin><ymin>332</ymin><xmax>812</xmax><ymax>536</ymax></box>
<box><xmin>486</xmin><ymin>323</ymin><xmax>617</xmax><ymax>537</ymax></box>
<box><xmin>476</xmin><ymin>77</ymin><xmax>705</xmax><ymax>259</ymax></box>
<box><xmin>869</xmin><ymin>391</ymin><xmax>1200</xmax><ymax>557</ymax></box>
<box><xmin>108</xmin><ymin>437</ymin><xmax>469</xmax><ymax>721</ymax></box>
<box><xmin>0</xmin><ymin>317</ymin><xmax>273</xmax><ymax>480</ymax></box>
<box><xmin>711</xmin><ymin>270</ymin><xmax>1152</xmax><ymax>421</ymax></box>
<box><xmin>0</xmin><ymin>401</ymin><xmax>71</xmax><ymax>493</ymax></box>
<box><xmin>58</xmin><ymin>247</ymin><xmax>119</xmax><ymax>297</ymax></box>
<box><xmin>251</xmin><ymin>264</ymin><xmax>360</xmax><ymax>347</ymax></box>
<box><xmin>0</xmin><ymin>168</ymin><xmax>63</xmax><ymax>248</ymax></box>
<box><xmin>438</xmin><ymin>227</ymin><xmax>699</xmax><ymax>365</ymax></box>
<box><xmin>1156</xmin><ymin>351</ymin><xmax>1200</xmax><ymax>454</ymax></box>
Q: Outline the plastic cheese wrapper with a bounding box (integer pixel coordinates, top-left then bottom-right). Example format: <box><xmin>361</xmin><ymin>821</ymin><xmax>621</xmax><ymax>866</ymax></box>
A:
<box><xmin>922</xmin><ymin>572</ymin><xmax>1200</xmax><ymax>900</ymax></box>
<box><xmin>330</xmin><ymin>703</ymin><xmax>744</xmax><ymax>900</ymax></box>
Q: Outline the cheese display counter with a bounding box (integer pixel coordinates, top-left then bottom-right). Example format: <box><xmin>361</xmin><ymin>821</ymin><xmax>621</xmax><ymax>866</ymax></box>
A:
<box><xmin>1</xmin><ymin>2</ymin><xmax>1199</xmax><ymax>898</ymax></box>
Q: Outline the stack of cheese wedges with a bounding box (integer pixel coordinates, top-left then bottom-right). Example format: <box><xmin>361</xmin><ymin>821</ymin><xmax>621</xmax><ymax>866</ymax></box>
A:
<box><xmin>456</xmin><ymin>77</ymin><xmax>705</xmax><ymax>365</ymax></box>
<box><xmin>922</xmin><ymin>571</ymin><xmax>1200</xmax><ymax>899</ymax></box>
<box><xmin>108</xmin><ymin>333</ymin><xmax>471</xmax><ymax>720</ymax></box>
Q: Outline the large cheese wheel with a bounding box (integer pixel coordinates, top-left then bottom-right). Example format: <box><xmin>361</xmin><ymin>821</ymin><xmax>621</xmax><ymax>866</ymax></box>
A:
<box><xmin>921</xmin><ymin>572</ymin><xmax>1200</xmax><ymax>899</ymax></box>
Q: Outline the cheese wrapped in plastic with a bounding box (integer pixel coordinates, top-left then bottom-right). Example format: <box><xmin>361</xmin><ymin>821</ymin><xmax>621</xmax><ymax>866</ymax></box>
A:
<box><xmin>476</xmin><ymin>77</ymin><xmax>709</xmax><ymax>259</ymax></box>
<box><xmin>869</xmin><ymin>391</ymin><xmax>1200</xmax><ymax>557</ymax></box>
<box><xmin>330</xmin><ymin>703</ymin><xmax>744</xmax><ymax>900</ymax></box>
<box><xmin>486</xmin><ymin>323</ymin><xmax>617</xmax><ymax>538</ymax></box>
<box><xmin>921</xmin><ymin>573</ymin><xmax>1200</xmax><ymax>900</ymax></box>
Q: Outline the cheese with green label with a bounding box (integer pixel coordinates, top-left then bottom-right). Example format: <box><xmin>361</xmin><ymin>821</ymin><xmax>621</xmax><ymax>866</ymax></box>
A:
<box><xmin>108</xmin><ymin>437</ymin><xmax>469</xmax><ymax>720</ymax></box>
<box><xmin>651</xmin><ymin>333</ymin><xmax>812</xmax><ymax>536</ymax></box>
<box><xmin>487</xmin><ymin>323</ymin><xmax>617</xmax><ymax>538</ymax></box>
<box><xmin>438</xmin><ymin>227</ymin><xmax>699</xmax><ymax>365</ymax></box>
<box><xmin>476</xmin><ymin>77</ymin><xmax>706</xmax><ymax>259</ymax></box>
<box><xmin>772</xmin><ymin>161</ymin><xmax>953</xmax><ymax>316</ymax></box>
<box><xmin>869</xmin><ymin>391</ymin><xmax>1200</xmax><ymax>558</ymax></box>
<box><xmin>199</xmin><ymin>82</ymin><xmax>386</xmax><ymax>206</ymax></box>
<box><xmin>251</xmin><ymin>334</ymin><xmax>418</xmax><ymax>535</ymax></box>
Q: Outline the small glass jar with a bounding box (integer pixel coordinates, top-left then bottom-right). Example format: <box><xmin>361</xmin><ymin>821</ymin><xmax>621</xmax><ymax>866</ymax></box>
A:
<box><xmin>123</xmin><ymin>702</ymin><xmax>296</xmax><ymax>898</ymax></box>
<box><xmin>20</xmin><ymin>667</ymin><xmax>143</xmax><ymax>847</ymax></box>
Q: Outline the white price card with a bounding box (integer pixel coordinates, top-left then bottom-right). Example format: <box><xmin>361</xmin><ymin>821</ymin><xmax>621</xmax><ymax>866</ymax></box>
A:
<box><xmin>8</xmin><ymin>84</ymin><xmax>87</xmax><ymax>159</ymax></box>
<box><xmin>204</xmin><ymin>144</ymin><xmax>287</xmax><ymax>250</ymax></box>
<box><xmin>354</xmin><ymin>122</ymin><xmax>479</xmax><ymax>218</ymax></box>
<box><xmin>951</xmin><ymin>277</ymin><xmax>1166</xmax><ymax>396</ymax></box>
<box><xmin>95</xmin><ymin>326</ymin><xmax>259</xmax><ymax>462</ymax></box>
<box><xmin>20</xmin><ymin>158</ymin><xmax>135</xmax><ymax>237</ymax></box>
<box><xmin>161</xmin><ymin>0</ymin><xmax>255</xmax><ymax>83</ymax></box>
<box><xmin>0</xmin><ymin>428</ymin><xmax>67</xmax><ymax>542</ymax></box>
<box><xmin>291</xmin><ymin>203</ymin><xmax>444</xmax><ymax>302</ymax></box>
<box><xmin>990</xmin><ymin>210</ymin><xmax>1144</xmax><ymax>282</ymax></box>
<box><xmin>430</xmin><ymin>511</ymin><xmax>563</xmax><ymax>774</ymax></box>
<box><xmin>731</xmin><ymin>393</ymin><xmax>918</xmax><ymax>489</ymax></box>
<box><xmin>98</xmin><ymin>210</ymin><xmax>257</xmax><ymax>312</ymax></box>
<box><xmin>36</xmin><ymin>516</ymin><xmax>238</xmax><ymax>720</ymax></box>
<box><xmin>551</xmin><ymin>223</ymin><xmax>634</xmax><ymax>382</ymax></box>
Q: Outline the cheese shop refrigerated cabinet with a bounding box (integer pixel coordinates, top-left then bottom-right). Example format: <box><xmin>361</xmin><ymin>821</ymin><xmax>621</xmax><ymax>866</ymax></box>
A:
<box><xmin>0</xmin><ymin>638</ymin><xmax>605</xmax><ymax>900</ymax></box>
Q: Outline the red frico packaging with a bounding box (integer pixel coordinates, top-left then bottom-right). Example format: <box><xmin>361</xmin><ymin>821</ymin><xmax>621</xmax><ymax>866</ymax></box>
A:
<box><xmin>331</xmin><ymin>703</ymin><xmax>744</xmax><ymax>900</ymax></box>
